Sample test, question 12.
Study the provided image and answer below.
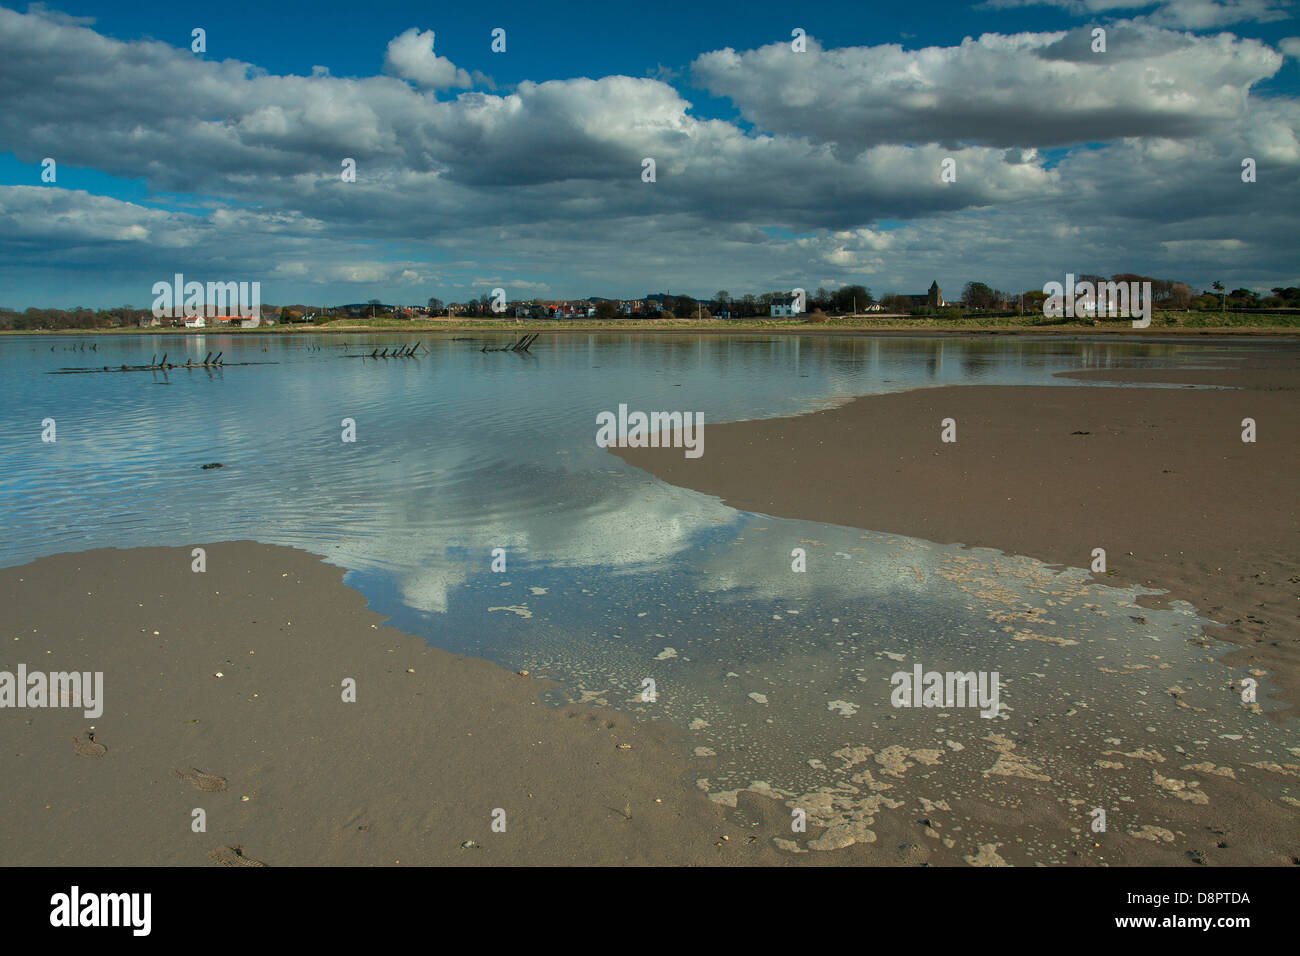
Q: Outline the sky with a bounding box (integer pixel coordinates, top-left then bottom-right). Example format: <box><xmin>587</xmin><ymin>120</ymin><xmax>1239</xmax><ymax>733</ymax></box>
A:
<box><xmin>0</xmin><ymin>0</ymin><xmax>1297</xmax><ymax>309</ymax></box>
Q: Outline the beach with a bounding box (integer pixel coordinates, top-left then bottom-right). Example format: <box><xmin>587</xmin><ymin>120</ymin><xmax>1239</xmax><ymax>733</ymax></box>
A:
<box><xmin>610</xmin><ymin>343</ymin><xmax>1300</xmax><ymax>864</ymax></box>
<box><xmin>615</xmin><ymin>346</ymin><xmax>1299</xmax><ymax>715</ymax></box>
<box><xmin>0</xmin><ymin>542</ymin><xmax>810</xmax><ymax>866</ymax></box>
<box><xmin>2</xmin><ymin>338</ymin><xmax>1297</xmax><ymax>867</ymax></box>
<box><xmin>8</xmin><ymin>542</ymin><xmax>1025</xmax><ymax>866</ymax></box>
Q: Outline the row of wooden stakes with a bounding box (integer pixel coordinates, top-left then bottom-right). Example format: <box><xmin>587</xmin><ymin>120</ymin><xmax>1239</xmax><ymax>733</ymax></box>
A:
<box><xmin>50</xmin><ymin>351</ymin><xmax>278</xmax><ymax>374</ymax></box>
<box><xmin>346</xmin><ymin>342</ymin><xmax>427</xmax><ymax>359</ymax></box>
<box><xmin>481</xmin><ymin>334</ymin><xmax>539</xmax><ymax>352</ymax></box>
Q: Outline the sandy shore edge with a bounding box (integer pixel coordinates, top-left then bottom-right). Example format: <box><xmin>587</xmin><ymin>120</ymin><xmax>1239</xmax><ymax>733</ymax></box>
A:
<box><xmin>614</xmin><ymin>347</ymin><xmax>1299</xmax><ymax>714</ymax></box>
<box><xmin>1</xmin><ymin>542</ymin><xmax>952</xmax><ymax>866</ymax></box>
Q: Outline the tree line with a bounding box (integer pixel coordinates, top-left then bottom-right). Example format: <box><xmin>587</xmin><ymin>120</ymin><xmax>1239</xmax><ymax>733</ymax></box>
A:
<box><xmin>5</xmin><ymin>280</ymin><xmax>1298</xmax><ymax>330</ymax></box>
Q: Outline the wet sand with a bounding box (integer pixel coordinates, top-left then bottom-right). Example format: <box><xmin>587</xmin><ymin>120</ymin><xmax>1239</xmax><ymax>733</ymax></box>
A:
<box><xmin>0</xmin><ymin>543</ymin><xmax>786</xmax><ymax>865</ymax></box>
<box><xmin>611</xmin><ymin>344</ymin><xmax>1300</xmax><ymax>865</ymax></box>
<box><xmin>615</xmin><ymin>346</ymin><xmax>1299</xmax><ymax>716</ymax></box>
<box><xmin>2</xmin><ymin>542</ymin><xmax>977</xmax><ymax>866</ymax></box>
<box><xmin>10</xmin><ymin>542</ymin><xmax>1286</xmax><ymax>866</ymax></box>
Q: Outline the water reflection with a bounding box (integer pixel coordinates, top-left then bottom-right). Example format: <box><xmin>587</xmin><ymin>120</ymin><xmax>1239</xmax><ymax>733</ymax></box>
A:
<box><xmin>0</xmin><ymin>332</ymin><xmax>1275</xmax><ymax>575</ymax></box>
<box><xmin>5</xmin><ymin>332</ymin><xmax>1296</xmax><ymax>858</ymax></box>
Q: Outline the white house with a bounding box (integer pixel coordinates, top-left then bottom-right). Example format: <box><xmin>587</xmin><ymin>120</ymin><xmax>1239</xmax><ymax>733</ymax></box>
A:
<box><xmin>184</xmin><ymin>315</ymin><xmax>206</xmax><ymax>328</ymax></box>
<box><xmin>770</xmin><ymin>294</ymin><xmax>801</xmax><ymax>318</ymax></box>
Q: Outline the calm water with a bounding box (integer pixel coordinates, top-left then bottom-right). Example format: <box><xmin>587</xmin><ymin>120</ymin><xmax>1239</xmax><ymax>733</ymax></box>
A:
<box><xmin>3</xmin><ymin>332</ymin><xmax>1295</xmax><ymax>857</ymax></box>
<box><xmin>0</xmin><ymin>332</ymin><xmax>1240</xmax><ymax>570</ymax></box>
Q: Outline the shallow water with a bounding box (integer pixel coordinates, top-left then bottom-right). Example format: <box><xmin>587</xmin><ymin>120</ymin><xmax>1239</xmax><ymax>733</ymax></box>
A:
<box><xmin>0</xmin><ymin>332</ymin><xmax>1242</xmax><ymax>567</ymax></box>
<box><xmin>2</xmin><ymin>332</ymin><xmax>1295</xmax><ymax>857</ymax></box>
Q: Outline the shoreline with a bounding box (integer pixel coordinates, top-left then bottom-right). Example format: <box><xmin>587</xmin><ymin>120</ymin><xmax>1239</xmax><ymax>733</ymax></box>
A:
<box><xmin>5</xmin><ymin>540</ymin><xmax>1296</xmax><ymax>867</ymax></box>
<box><xmin>614</xmin><ymin>346</ymin><xmax>1300</xmax><ymax>716</ymax></box>
<box><xmin>0</xmin><ymin>542</ymin><xmax>808</xmax><ymax>866</ymax></box>
<box><xmin>5</xmin><ymin>325</ymin><xmax>1300</xmax><ymax>339</ymax></box>
<box><xmin>9</xmin><ymin>543</ymin><xmax>1032</xmax><ymax>866</ymax></box>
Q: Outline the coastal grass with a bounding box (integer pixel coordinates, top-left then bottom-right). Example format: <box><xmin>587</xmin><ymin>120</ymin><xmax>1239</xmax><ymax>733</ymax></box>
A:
<box><xmin>5</xmin><ymin>311</ymin><xmax>1298</xmax><ymax>336</ymax></box>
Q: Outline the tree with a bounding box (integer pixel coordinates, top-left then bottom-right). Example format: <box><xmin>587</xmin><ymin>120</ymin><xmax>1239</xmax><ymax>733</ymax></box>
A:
<box><xmin>1225</xmin><ymin>288</ymin><xmax>1260</xmax><ymax>311</ymax></box>
<box><xmin>962</xmin><ymin>282</ymin><xmax>995</xmax><ymax>310</ymax></box>
<box><xmin>1022</xmin><ymin>290</ymin><xmax>1049</xmax><ymax>312</ymax></box>
<box><xmin>427</xmin><ymin>297</ymin><xmax>444</xmax><ymax>314</ymax></box>
<box><xmin>714</xmin><ymin>290</ymin><xmax>730</xmax><ymax>305</ymax></box>
<box><xmin>594</xmin><ymin>300</ymin><xmax>618</xmax><ymax>320</ymax></box>
<box><xmin>1212</xmin><ymin>281</ymin><xmax>1225</xmax><ymax>312</ymax></box>
<box><xmin>831</xmin><ymin>285</ymin><xmax>870</xmax><ymax>314</ymax></box>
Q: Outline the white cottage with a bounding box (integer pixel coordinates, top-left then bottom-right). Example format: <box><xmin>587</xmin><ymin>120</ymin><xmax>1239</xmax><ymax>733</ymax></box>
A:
<box><xmin>770</xmin><ymin>294</ymin><xmax>801</xmax><ymax>318</ymax></box>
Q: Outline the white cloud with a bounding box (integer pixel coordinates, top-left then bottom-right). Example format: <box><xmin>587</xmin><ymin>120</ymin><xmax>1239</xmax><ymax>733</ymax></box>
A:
<box><xmin>691</xmin><ymin>26</ymin><xmax>1281</xmax><ymax>152</ymax></box>
<box><xmin>0</xmin><ymin>6</ymin><xmax>1294</xmax><ymax>305</ymax></box>
<box><xmin>979</xmin><ymin>0</ymin><xmax>1292</xmax><ymax>29</ymax></box>
<box><xmin>383</xmin><ymin>28</ymin><xmax>473</xmax><ymax>90</ymax></box>
<box><xmin>1141</xmin><ymin>1</ymin><xmax>1291</xmax><ymax>29</ymax></box>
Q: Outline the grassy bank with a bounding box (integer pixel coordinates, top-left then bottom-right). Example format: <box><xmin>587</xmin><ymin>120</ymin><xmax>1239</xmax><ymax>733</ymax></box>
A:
<box><xmin>4</xmin><ymin>311</ymin><xmax>1299</xmax><ymax>336</ymax></box>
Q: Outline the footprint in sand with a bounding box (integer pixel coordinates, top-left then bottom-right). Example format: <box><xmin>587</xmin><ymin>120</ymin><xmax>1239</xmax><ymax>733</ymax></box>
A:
<box><xmin>208</xmin><ymin>845</ymin><xmax>266</xmax><ymax>867</ymax></box>
<box><xmin>172</xmin><ymin>767</ymin><xmax>228</xmax><ymax>792</ymax></box>
<box><xmin>72</xmin><ymin>732</ymin><xmax>106</xmax><ymax>758</ymax></box>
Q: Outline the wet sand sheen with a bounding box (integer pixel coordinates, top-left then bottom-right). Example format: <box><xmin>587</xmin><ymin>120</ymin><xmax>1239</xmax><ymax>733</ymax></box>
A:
<box><xmin>608</xmin><ymin>345</ymin><xmax>1300</xmax><ymax>864</ymax></box>
<box><xmin>514</xmin><ymin>525</ymin><xmax>1299</xmax><ymax>864</ymax></box>
<box><xmin>6</xmin><ymin>541</ymin><xmax>1010</xmax><ymax>866</ymax></box>
<box><xmin>1</xmin><ymin>537</ymin><xmax>1295</xmax><ymax>865</ymax></box>
<box><xmin>614</xmin><ymin>347</ymin><xmax>1300</xmax><ymax>713</ymax></box>
<box><xmin>0</xmin><ymin>543</ymin><xmax>784</xmax><ymax>865</ymax></box>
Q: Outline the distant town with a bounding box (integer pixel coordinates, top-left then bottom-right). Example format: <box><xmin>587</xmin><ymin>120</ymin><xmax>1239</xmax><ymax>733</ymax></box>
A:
<box><xmin>3</xmin><ymin>277</ymin><xmax>1298</xmax><ymax>330</ymax></box>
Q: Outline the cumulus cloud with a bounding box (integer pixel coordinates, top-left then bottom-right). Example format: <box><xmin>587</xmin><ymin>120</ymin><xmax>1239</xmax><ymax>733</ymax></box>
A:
<box><xmin>383</xmin><ymin>27</ymin><xmax>473</xmax><ymax>90</ymax></box>
<box><xmin>0</xmin><ymin>5</ymin><xmax>1295</xmax><ymax>306</ymax></box>
<box><xmin>690</xmin><ymin>26</ymin><xmax>1281</xmax><ymax>152</ymax></box>
<box><xmin>0</xmin><ymin>8</ymin><xmax>1051</xmax><ymax>231</ymax></box>
<box><xmin>1139</xmin><ymin>1</ymin><xmax>1293</xmax><ymax>28</ymax></box>
<box><xmin>23</xmin><ymin>1</ymin><xmax>94</xmax><ymax>27</ymax></box>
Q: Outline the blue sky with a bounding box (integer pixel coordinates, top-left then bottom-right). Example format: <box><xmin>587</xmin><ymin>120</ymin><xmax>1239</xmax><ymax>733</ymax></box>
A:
<box><xmin>36</xmin><ymin>0</ymin><xmax>1298</xmax><ymax>88</ymax></box>
<box><xmin>1</xmin><ymin>0</ymin><xmax>1297</xmax><ymax>308</ymax></box>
